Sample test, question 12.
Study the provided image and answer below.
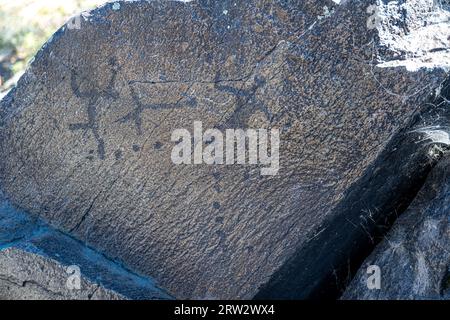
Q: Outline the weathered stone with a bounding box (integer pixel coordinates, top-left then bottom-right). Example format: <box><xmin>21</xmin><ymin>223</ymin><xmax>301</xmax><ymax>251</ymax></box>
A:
<box><xmin>0</xmin><ymin>192</ymin><xmax>172</xmax><ymax>300</ymax></box>
<box><xmin>0</xmin><ymin>0</ymin><xmax>449</xmax><ymax>299</ymax></box>
<box><xmin>0</xmin><ymin>248</ymin><xmax>124</xmax><ymax>300</ymax></box>
<box><xmin>342</xmin><ymin>156</ymin><xmax>450</xmax><ymax>300</ymax></box>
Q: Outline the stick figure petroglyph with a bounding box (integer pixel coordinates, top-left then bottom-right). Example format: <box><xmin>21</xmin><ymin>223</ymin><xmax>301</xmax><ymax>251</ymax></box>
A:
<box><xmin>117</xmin><ymin>81</ymin><xmax>197</xmax><ymax>135</ymax></box>
<box><xmin>69</xmin><ymin>57</ymin><xmax>120</xmax><ymax>159</ymax></box>
<box><xmin>213</xmin><ymin>74</ymin><xmax>271</xmax><ymax>129</ymax></box>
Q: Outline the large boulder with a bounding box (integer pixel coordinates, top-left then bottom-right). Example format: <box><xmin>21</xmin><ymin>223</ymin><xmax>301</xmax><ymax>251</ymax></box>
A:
<box><xmin>0</xmin><ymin>0</ymin><xmax>449</xmax><ymax>298</ymax></box>
<box><xmin>342</xmin><ymin>156</ymin><xmax>450</xmax><ymax>300</ymax></box>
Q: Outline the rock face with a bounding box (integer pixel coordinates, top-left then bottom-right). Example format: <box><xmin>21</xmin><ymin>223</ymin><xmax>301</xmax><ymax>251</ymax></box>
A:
<box><xmin>0</xmin><ymin>248</ymin><xmax>123</xmax><ymax>300</ymax></box>
<box><xmin>0</xmin><ymin>0</ymin><xmax>449</xmax><ymax>299</ymax></box>
<box><xmin>0</xmin><ymin>192</ymin><xmax>172</xmax><ymax>300</ymax></box>
<box><xmin>342</xmin><ymin>157</ymin><xmax>450</xmax><ymax>300</ymax></box>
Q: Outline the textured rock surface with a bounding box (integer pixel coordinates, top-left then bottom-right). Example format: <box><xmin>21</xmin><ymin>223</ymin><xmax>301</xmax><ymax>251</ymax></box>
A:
<box><xmin>256</xmin><ymin>80</ymin><xmax>450</xmax><ymax>299</ymax></box>
<box><xmin>0</xmin><ymin>0</ymin><xmax>449</xmax><ymax>299</ymax></box>
<box><xmin>0</xmin><ymin>191</ymin><xmax>172</xmax><ymax>300</ymax></box>
<box><xmin>342</xmin><ymin>157</ymin><xmax>450</xmax><ymax>300</ymax></box>
<box><xmin>0</xmin><ymin>248</ymin><xmax>123</xmax><ymax>300</ymax></box>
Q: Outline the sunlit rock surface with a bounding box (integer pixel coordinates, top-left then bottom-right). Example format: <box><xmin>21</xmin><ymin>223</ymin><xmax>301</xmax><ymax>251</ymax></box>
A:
<box><xmin>0</xmin><ymin>0</ymin><xmax>449</xmax><ymax>299</ymax></box>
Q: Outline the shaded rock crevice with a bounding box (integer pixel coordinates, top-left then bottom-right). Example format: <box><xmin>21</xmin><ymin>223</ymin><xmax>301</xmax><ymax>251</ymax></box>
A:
<box><xmin>342</xmin><ymin>152</ymin><xmax>450</xmax><ymax>299</ymax></box>
<box><xmin>255</xmin><ymin>77</ymin><xmax>450</xmax><ymax>300</ymax></box>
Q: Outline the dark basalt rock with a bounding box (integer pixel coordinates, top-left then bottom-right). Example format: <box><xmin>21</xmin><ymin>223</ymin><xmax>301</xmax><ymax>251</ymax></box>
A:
<box><xmin>0</xmin><ymin>191</ymin><xmax>172</xmax><ymax>300</ymax></box>
<box><xmin>0</xmin><ymin>248</ymin><xmax>125</xmax><ymax>300</ymax></box>
<box><xmin>0</xmin><ymin>0</ymin><xmax>449</xmax><ymax>299</ymax></box>
<box><xmin>342</xmin><ymin>156</ymin><xmax>450</xmax><ymax>300</ymax></box>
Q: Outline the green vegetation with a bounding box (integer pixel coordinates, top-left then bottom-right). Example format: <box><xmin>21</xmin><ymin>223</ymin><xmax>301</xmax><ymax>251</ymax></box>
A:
<box><xmin>0</xmin><ymin>0</ymin><xmax>105</xmax><ymax>93</ymax></box>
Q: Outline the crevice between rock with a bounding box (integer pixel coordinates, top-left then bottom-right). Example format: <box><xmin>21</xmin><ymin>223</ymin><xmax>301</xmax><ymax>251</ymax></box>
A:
<box><xmin>255</xmin><ymin>76</ymin><xmax>450</xmax><ymax>300</ymax></box>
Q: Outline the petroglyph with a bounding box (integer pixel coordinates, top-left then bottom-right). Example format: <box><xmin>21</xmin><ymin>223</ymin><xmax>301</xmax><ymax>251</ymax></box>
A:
<box><xmin>69</xmin><ymin>58</ymin><xmax>120</xmax><ymax>159</ymax></box>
